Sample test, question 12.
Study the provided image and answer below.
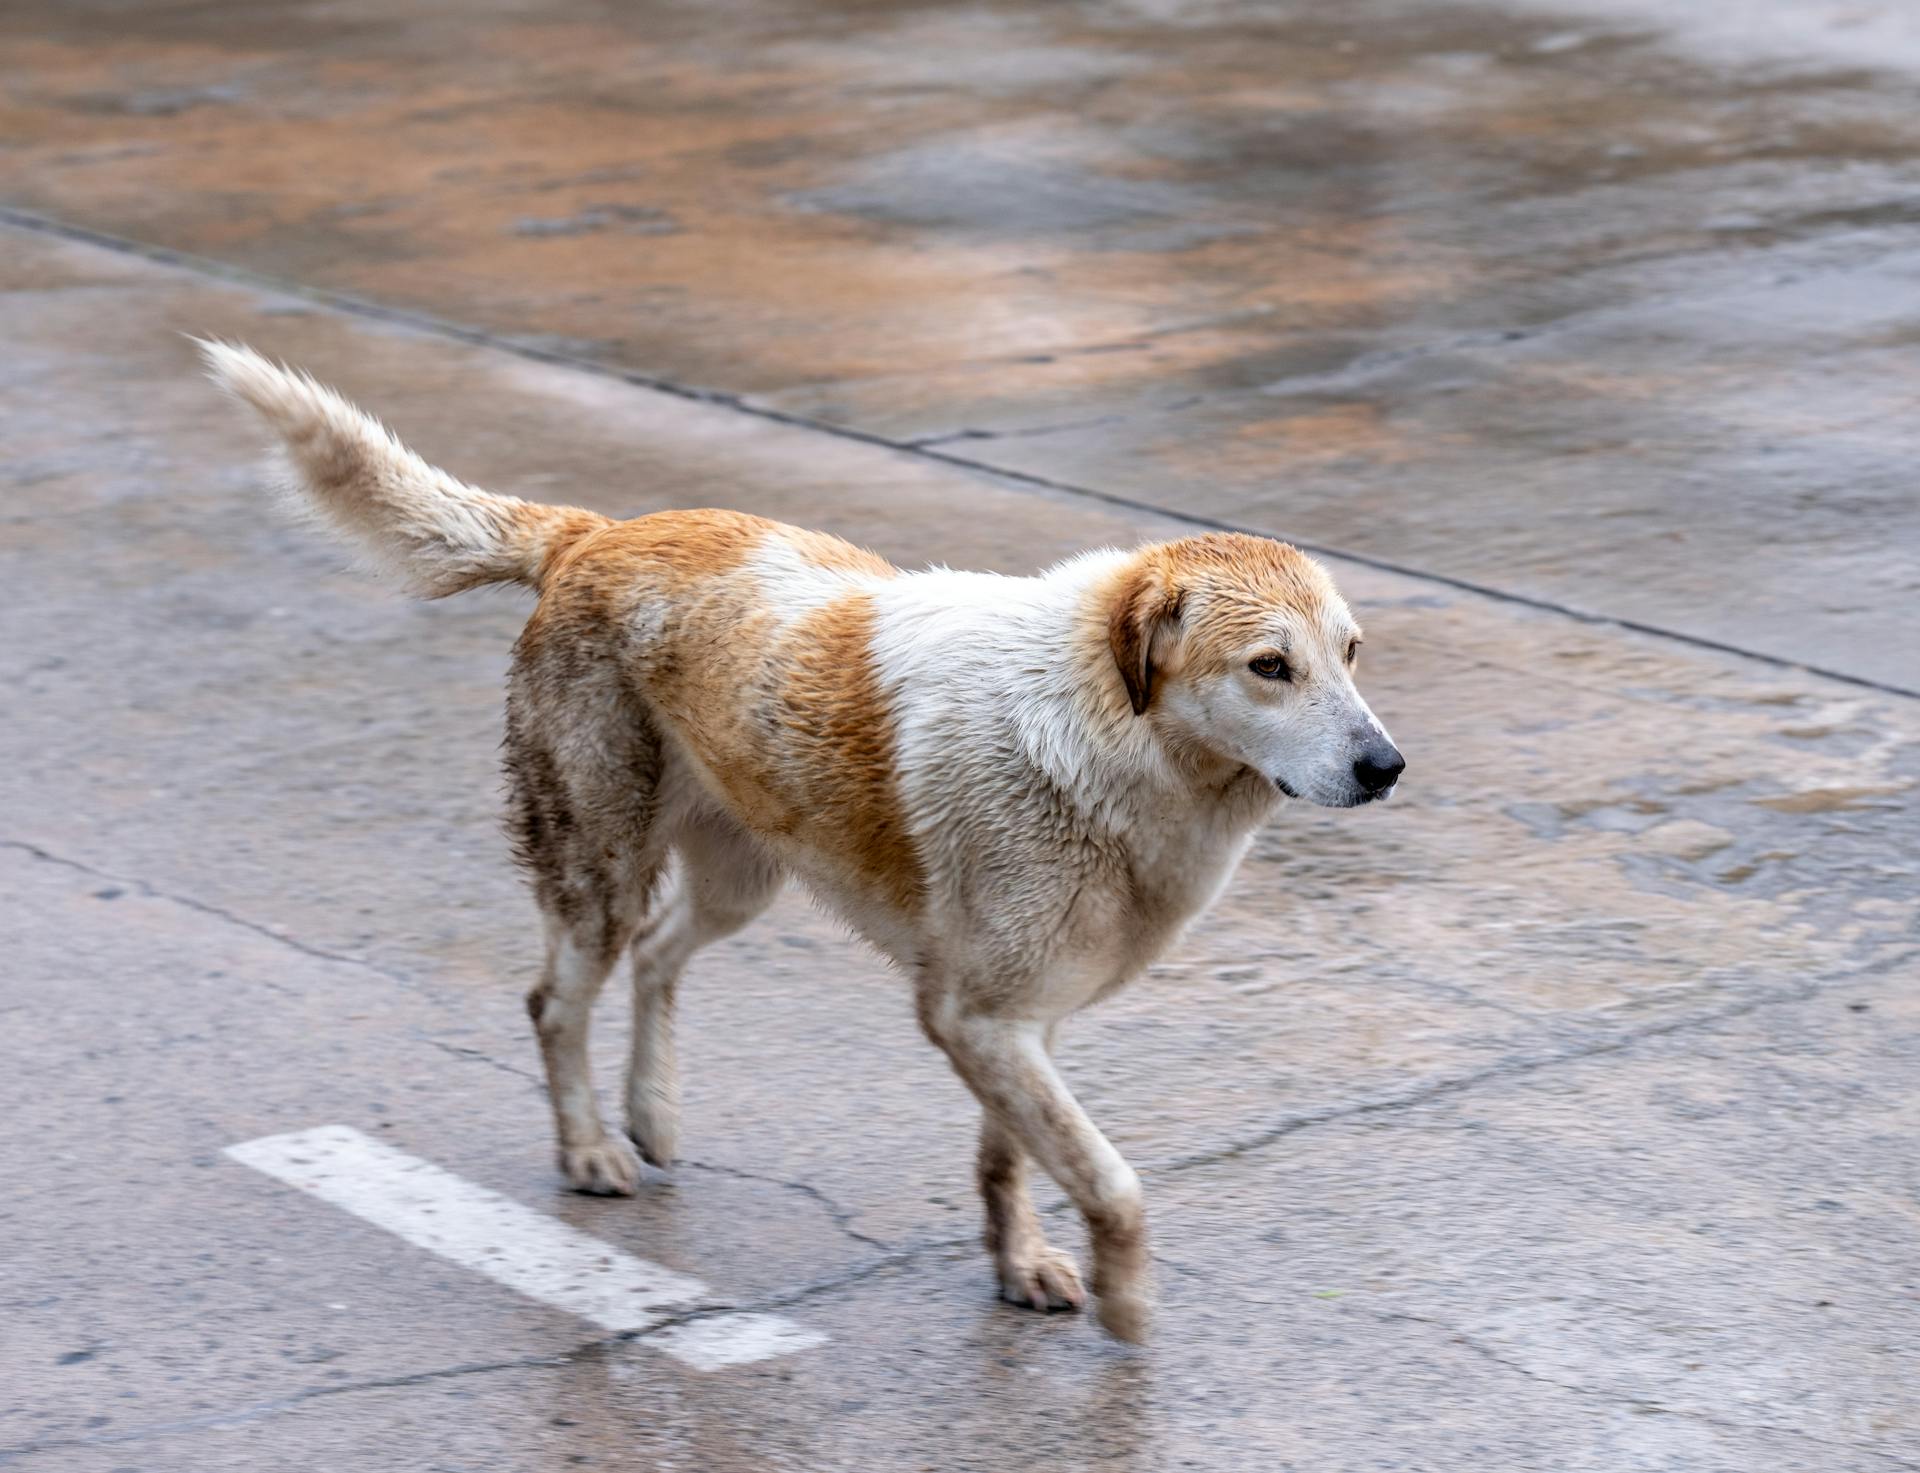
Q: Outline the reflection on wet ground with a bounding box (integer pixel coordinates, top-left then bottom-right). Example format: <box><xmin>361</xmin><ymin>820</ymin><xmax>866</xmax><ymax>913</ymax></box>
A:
<box><xmin>5</xmin><ymin>0</ymin><xmax>1920</xmax><ymax>684</ymax></box>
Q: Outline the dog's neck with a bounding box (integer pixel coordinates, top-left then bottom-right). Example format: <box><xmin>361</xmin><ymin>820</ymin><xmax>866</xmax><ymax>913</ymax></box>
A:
<box><xmin>986</xmin><ymin>550</ymin><xmax>1280</xmax><ymax>838</ymax></box>
<box><xmin>1142</xmin><ymin>733</ymin><xmax>1285</xmax><ymax>834</ymax></box>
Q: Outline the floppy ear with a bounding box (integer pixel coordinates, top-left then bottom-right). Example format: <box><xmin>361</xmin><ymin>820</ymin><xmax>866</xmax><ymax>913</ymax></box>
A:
<box><xmin>1108</xmin><ymin>559</ymin><xmax>1181</xmax><ymax>715</ymax></box>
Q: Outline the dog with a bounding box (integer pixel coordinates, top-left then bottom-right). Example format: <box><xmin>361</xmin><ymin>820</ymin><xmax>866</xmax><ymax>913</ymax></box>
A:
<box><xmin>202</xmin><ymin>340</ymin><xmax>1404</xmax><ymax>1341</ymax></box>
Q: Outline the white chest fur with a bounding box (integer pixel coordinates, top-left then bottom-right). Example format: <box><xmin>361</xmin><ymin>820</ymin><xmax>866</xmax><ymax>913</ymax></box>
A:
<box><xmin>869</xmin><ymin>559</ymin><xmax>1273</xmax><ymax>1005</ymax></box>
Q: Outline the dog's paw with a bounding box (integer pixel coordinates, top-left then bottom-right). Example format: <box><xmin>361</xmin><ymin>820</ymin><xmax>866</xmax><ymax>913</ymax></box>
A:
<box><xmin>1095</xmin><ymin>1286</ymin><xmax>1153</xmax><ymax>1344</ymax></box>
<box><xmin>561</xmin><ymin>1136</ymin><xmax>642</xmax><ymax>1196</ymax></box>
<box><xmin>998</xmin><ymin>1243</ymin><xmax>1086</xmax><ymax>1313</ymax></box>
<box><xmin>623</xmin><ymin>1107</ymin><xmax>677</xmax><ymax>1170</ymax></box>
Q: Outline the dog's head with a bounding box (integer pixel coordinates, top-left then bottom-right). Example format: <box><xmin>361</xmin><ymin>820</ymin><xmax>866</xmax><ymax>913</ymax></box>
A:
<box><xmin>1108</xmin><ymin>533</ymin><xmax>1402</xmax><ymax>807</ymax></box>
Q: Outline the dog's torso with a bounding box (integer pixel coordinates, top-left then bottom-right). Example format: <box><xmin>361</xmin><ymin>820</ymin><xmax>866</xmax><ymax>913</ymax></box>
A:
<box><xmin>513</xmin><ymin>508</ymin><xmax>1276</xmax><ymax>1013</ymax></box>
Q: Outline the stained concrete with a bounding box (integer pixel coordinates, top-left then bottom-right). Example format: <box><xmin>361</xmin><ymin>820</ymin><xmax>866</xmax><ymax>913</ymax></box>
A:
<box><xmin>1</xmin><ymin>3</ymin><xmax>1918</xmax><ymax>1469</ymax></box>
<box><xmin>4</xmin><ymin>0</ymin><xmax>1919</xmax><ymax>685</ymax></box>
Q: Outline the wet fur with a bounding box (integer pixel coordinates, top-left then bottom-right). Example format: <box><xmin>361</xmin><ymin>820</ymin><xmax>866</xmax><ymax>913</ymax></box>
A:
<box><xmin>203</xmin><ymin>341</ymin><xmax>1402</xmax><ymax>1342</ymax></box>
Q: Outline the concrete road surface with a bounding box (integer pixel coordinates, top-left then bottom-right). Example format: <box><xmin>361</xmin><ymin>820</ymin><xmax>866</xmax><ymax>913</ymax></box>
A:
<box><xmin>2</xmin><ymin>2</ymin><xmax>1917</xmax><ymax>1470</ymax></box>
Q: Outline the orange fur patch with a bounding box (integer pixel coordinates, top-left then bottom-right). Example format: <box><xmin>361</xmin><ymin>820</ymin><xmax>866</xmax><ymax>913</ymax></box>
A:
<box><xmin>778</xmin><ymin>593</ymin><xmax>923</xmax><ymax>913</ymax></box>
<box><xmin>531</xmin><ymin>512</ymin><xmax>918</xmax><ymax>917</ymax></box>
<box><xmin>549</xmin><ymin>505</ymin><xmax>774</xmax><ymax>589</ymax></box>
<box><xmin>512</xmin><ymin>503</ymin><xmax>614</xmax><ymax>587</ymax></box>
<box><xmin>1166</xmin><ymin>533</ymin><xmax>1345</xmax><ymax>673</ymax></box>
<box><xmin>1103</xmin><ymin>533</ymin><xmax>1347</xmax><ymax>707</ymax></box>
<box><xmin>780</xmin><ymin>525</ymin><xmax>896</xmax><ymax>578</ymax></box>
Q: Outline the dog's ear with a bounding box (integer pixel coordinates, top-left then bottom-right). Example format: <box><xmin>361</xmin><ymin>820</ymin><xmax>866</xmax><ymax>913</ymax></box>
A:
<box><xmin>1108</xmin><ymin>558</ymin><xmax>1182</xmax><ymax>715</ymax></box>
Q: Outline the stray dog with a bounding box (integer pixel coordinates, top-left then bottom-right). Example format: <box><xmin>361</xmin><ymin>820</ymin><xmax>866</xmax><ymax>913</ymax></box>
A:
<box><xmin>203</xmin><ymin>341</ymin><xmax>1404</xmax><ymax>1341</ymax></box>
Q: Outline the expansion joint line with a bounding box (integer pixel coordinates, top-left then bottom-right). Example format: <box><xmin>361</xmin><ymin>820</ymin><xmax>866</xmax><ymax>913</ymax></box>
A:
<box><xmin>1</xmin><ymin>206</ymin><xmax>1912</xmax><ymax>702</ymax></box>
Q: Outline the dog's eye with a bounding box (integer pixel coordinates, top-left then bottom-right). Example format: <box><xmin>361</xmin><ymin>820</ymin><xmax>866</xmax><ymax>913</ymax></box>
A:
<box><xmin>1249</xmin><ymin>654</ymin><xmax>1291</xmax><ymax>681</ymax></box>
<box><xmin>1346</xmin><ymin>638</ymin><xmax>1360</xmax><ymax>666</ymax></box>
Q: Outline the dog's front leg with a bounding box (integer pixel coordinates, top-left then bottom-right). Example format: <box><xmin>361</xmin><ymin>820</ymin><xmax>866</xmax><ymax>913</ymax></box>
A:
<box><xmin>925</xmin><ymin>1000</ymin><xmax>1150</xmax><ymax>1341</ymax></box>
<box><xmin>978</xmin><ymin>1111</ymin><xmax>1087</xmax><ymax>1313</ymax></box>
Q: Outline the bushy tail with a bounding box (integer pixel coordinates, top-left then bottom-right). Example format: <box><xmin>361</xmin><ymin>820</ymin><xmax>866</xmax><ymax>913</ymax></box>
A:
<box><xmin>198</xmin><ymin>340</ymin><xmax>606</xmax><ymax>596</ymax></box>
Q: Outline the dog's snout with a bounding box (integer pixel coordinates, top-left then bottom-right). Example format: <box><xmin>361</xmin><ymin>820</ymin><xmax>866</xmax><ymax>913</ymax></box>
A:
<box><xmin>1353</xmin><ymin>740</ymin><xmax>1404</xmax><ymax>796</ymax></box>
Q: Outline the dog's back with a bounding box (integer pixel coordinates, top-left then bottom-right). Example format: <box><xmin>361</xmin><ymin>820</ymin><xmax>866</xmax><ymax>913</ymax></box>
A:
<box><xmin>509</xmin><ymin>505</ymin><xmax>926</xmax><ymax>953</ymax></box>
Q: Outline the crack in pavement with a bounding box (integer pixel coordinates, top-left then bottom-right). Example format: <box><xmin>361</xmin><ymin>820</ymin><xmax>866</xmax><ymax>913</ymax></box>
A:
<box><xmin>7</xmin><ymin>831</ymin><xmax>1910</xmax><ymax>1461</ymax></box>
<box><xmin>1148</xmin><ymin>973</ymin><xmax>1831</xmax><ymax>1176</ymax></box>
<box><xmin>3</xmin><ymin>835</ymin><xmax>909</xmax><ymax>1262</ymax></box>
<box><xmin>1148</xmin><ymin>940</ymin><xmax>1920</xmax><ymax>1179</ymax></box>
<box><xmin>17</xmin><ymin>1229</ymin><xmax>1913</xmax><ymax>1469</ymax></box>
<box><xmin>680</xmin><ymin>1157</ymin><xmax>895</xmax><ymax>1255</ymax></box>
<box><xmin>15</xmin><ymin>824</ymin><xmax>1906</xmax><ymax>1173</ymax></box>
<box><xmin>414</xmin><ymin>1033</ymin><xmax>545</xmax><ymax>1086</ymax></box>
<box><xmin>1</xmin><ymin>837</ymin><xmax>415</xmax><ymax>997</ymax></box>
<box><xmin>1357</xmin><ymin>1303</ymin><xmax>1920</xmax><ymax>1471</ymax></box>
<box><xmin>905</xmin><ymin>403</ymin><xmax>1196</xmax><ymax>449</ymax></box>
<box><xmin>0</xmin><ymin>1350</ymin><xmax>582</xmax><ymax>1464</ymax></box>
<box><xmin>12</xmin><ymin>831</ymin><xmax>1906</xmax><ymax>1241</ymax></box>
<box><xmin>2</xmin><ymin>206</ymin><xmax>1913</xmax><ymax>703</ymax></box>
<box><xmin>1355</xmin><ymin>964</ymin><xmax>1548</xmax><ymax>1027</ymax></box>
<box><xmin>0</xmin><ymin>1250</ymin><xmax>959</xmax><ymax>1465</ymax></box>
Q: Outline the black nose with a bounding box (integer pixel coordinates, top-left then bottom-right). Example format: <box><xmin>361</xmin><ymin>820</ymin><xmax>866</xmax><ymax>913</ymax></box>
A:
<box><xmin>1353</xmin><ymin>743</ymin><xmax>1405</xmax><ymax>795</ymax></box>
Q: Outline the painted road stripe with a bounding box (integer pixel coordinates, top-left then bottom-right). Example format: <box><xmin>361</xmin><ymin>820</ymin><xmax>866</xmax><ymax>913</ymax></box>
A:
<box><xmin>225</xmin><ymin>1124</ymin><xmax>826</xmax><ymax>1369</ymax></box>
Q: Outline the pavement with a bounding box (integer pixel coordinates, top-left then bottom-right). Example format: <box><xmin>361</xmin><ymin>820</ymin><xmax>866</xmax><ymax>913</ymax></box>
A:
<box><xmin>1</xmin><ymin>3</ymin><xmax>1916</xmax><ymax>1470</ymax></box>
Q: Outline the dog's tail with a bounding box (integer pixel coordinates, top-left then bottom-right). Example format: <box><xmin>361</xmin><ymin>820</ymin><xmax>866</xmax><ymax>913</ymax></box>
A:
<box><xmin>197</xmin><ymin>339</ymin><xmax>606</xmax><ymax>597</ymax></box>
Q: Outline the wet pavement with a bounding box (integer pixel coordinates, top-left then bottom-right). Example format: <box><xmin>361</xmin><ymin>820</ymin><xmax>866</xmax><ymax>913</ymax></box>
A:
<box><xmin>2</xmin><ymin>3</ymin><xmax>1918</xmax><ymax>1470</ymax></box>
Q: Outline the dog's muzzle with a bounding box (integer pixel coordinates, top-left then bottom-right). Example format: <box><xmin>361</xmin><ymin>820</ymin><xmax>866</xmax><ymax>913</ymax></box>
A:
<box><xmin>1352</xmin><ymin>740</ymin><xmax>1405</xmax><ymax>800</ymax></box>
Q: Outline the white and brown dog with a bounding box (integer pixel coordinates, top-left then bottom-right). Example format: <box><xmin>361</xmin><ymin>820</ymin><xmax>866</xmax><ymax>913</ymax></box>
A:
<box><xmin>204</xmin><ymin>341</ymin><xmax>1404</xmax><ymax>1341</ymax></box>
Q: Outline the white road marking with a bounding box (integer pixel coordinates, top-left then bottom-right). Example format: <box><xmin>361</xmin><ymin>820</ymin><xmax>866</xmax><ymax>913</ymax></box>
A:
<box><xmin>649</xmin><ymin>1312</ymin><xmax>829</xmax><ymax>1371</ymax></box>
<box><xmin>225</xmin><ymin>1124</ymin><xmax>826</xmax><ymax>1370</ymax></box>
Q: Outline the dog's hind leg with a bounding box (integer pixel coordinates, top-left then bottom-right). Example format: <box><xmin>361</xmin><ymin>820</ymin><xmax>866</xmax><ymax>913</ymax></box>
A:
<box><xmin>624</xmin><ymin>812</ymin><xmax>783</xmax><ymax>1167</ymax></box>
<box><xmin>506</xmin><ymin>666</ymin><xmax>664</xmax><ymax>1197</ymax></box>
<box><xmin>527</xmin><ymin>899</ymin><xmax>648</xmax><ymax>1195</ymax></box>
